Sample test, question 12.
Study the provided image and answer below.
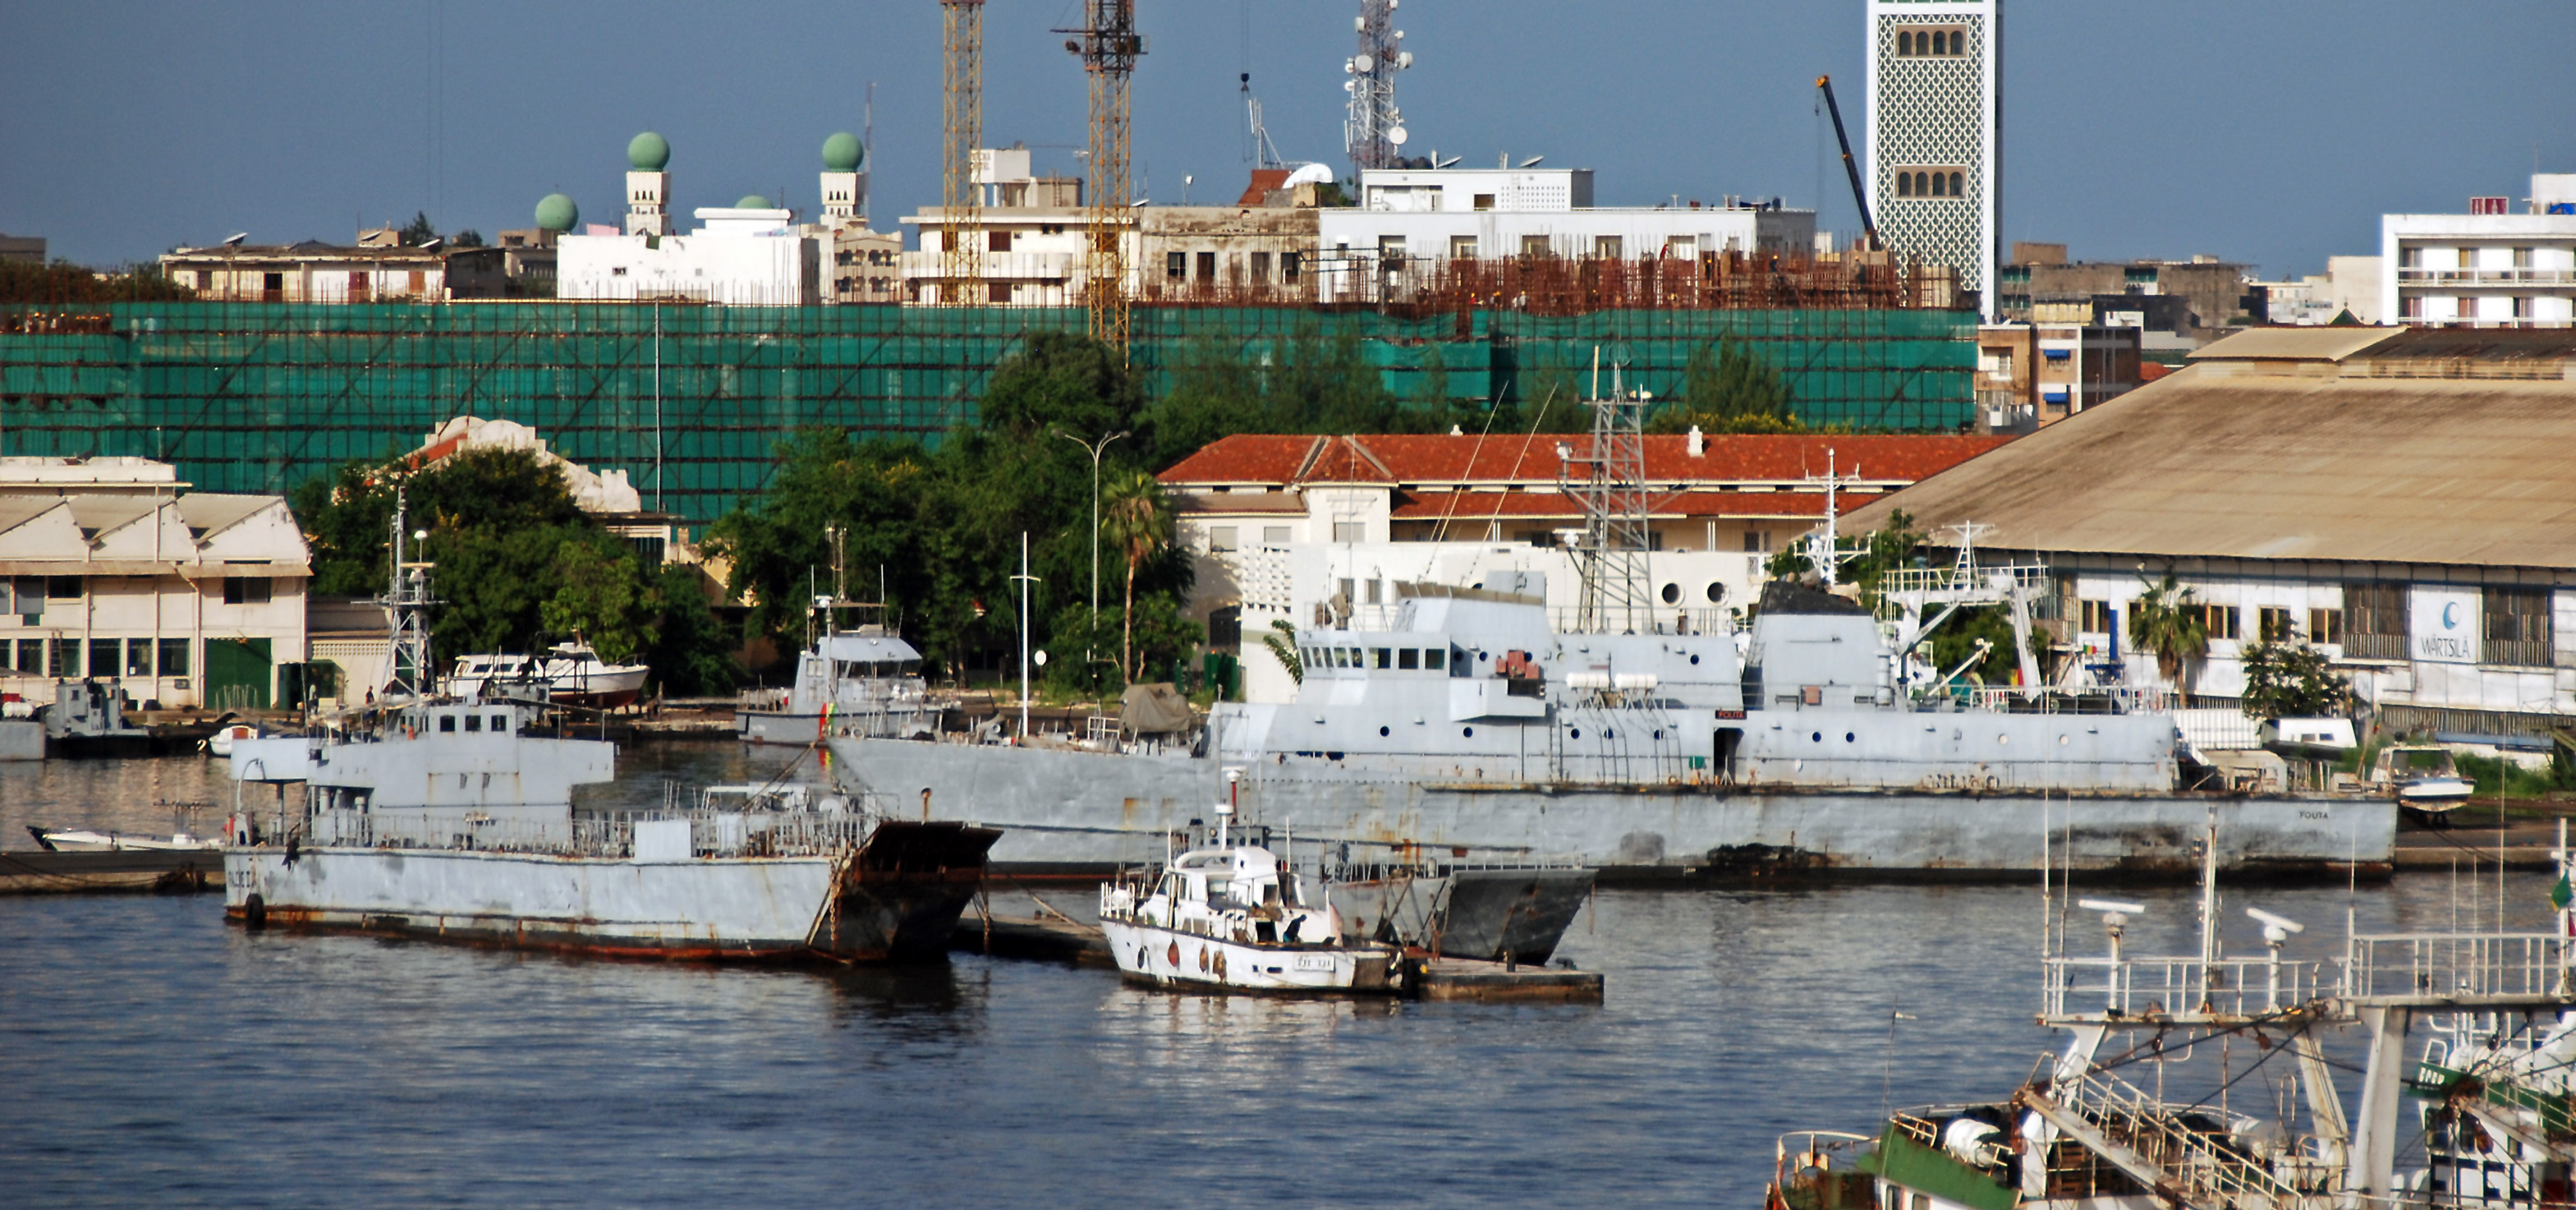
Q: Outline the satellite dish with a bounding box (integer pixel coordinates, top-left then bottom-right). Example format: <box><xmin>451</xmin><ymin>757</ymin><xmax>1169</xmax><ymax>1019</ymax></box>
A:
<box><xmin>1518</xmin><ymin>155</ymin><xmax>1545</xmax><ymax>168</ymax></box>
<box><xmin>221</xmin><ymin>232</ymin><xmax>248</xmax><ymax>246</ymax></box>
<box><xmin>1353</xmin><ymin>53</ymin><xmax>1375</xmax><ymax>72</ymax></box>
<box><xmin>1435</xmin><ymin>154</ymin><xmax>1462</xmax><ymax>169</ymax></box>
<box><xmin>1397</xmin><ymin>51</ymin><xmax>1414</xmax><ymax>69</ymax></box>
<box><xmin>1387</xmin><ymin>127</ymin><xmax>1409</xmax><ymax>146</ymax></box>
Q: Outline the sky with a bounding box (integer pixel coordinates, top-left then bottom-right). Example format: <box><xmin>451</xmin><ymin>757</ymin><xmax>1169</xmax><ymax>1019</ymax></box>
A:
<box><xmin>2</xmin><ymin>1</ymin><xmax>2570</xmax><ymax>278</ymax></box>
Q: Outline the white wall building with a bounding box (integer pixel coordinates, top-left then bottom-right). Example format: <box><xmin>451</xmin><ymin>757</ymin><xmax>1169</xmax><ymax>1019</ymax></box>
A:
<box><xmin>1867</xmin><ymin>0</ymin><xmax>2000</xmax><ymax>319</ymax></box>
<box><xmin>558</xmin><ymin>207</ymin><xmax>821</xmax><ymax>306</ymax></box>
<box><xmin>0</xmin><ymin>458</ymin><xmax>310</xmax><ymax>711</ymax></box>
<box><xmin>2381</xmin><ymin>175</ymin><xmax>2576</xmax><ymax>328</ymax></box>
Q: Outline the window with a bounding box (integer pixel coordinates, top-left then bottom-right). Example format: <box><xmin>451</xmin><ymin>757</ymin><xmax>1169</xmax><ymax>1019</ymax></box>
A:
<box><xmin>1206</xmin><ymin>526</ymin><xmax>1237</xmax><ymax>552</ymax></box>
<box><xmin>2308</xmin><ymin>608</ymin><xmax>2343</xmax><ymax>646</ymax></box>
<box><xmin>2198</xmin><ymin>605</ymin><xmax>2240</xmax><ymax>640</ymax></box>
<box><xmin>1594</xmin><ymin>236</ymin><xmax>1623</xmax><ymax>260</ymax></box>
<box><xmin>1897</xmin><ymin>173</ymin><xmax>1912</xmax><ymax>198</ymax></box>
<box><xmin>1280</xmin><ymin>251</ymin><xmax>1300</xmax><ymax>283</ymax></box>
<box><xmin>1950</xmin><ymin>172</ymin><xmax>1965</xmax><ymax>196</ymax></box>
<box><xmin>2458</xmin><ymin>248</ymin><xmax>2476</xmax><ymax>270</ymax></box>
<box><xmin>90</xmin><ymin>638</ymin><xmax>118</xmax><ymax>678</ymax></box>
<box><xmin>491</xmin><ymin>714</ymin><xmax>509</xmax><ymax>733</ymax></box>
<box><xmin>2079</xmin><ymin>600</ymin><xmax>2112</xmax><ymax>633</ymax></box>
<box><xmin>2257</xmin><ymin>606</ymin><xmax>2295</xmax><ymax>642</ymax></box>
<box><xmin>1398</xmin><ymin>648</ymin><xmax>1420</xmax><ymax>669</ymax></box>
<box><xmin>2514</xmin><ymin>296</ymin><xmax>2536</xmax><ymax>320</ymax></box>
<box><xmin>1372</xmin><ymin>648</ymin><xmax>1391</xmax><ymax>669</ymax></box>
<box><xmin>48</xmin><ymin>577</ymin><xmax>81</xmax><ymax>600</ymax></box>
<box><xmin>464</xmin><ymin>714</ymin><xmax>483</xmax><ymax>733</ymax></box>
<box><xmin>2514</xmin><ymin>247</ymin><xmax>2535</xmax><ymax>269</ymax></box>
<box><xmin>1742</xmin><ymin>530</ymin><xmax>1770</xmax><ymax>553</ymax></box>
<box><xmin>1196</xmin><ymin>251</ymin><xmax>1216</xmax><ymax>280</ymax></box>
<box><xmin>1261</xmin><ymin>525</ymin><xmax>1290</xmax><ymax>543</ymax></box>
<box><xmin>225</xmin><ymin>577</ymin><xmax>273</xmax><ymax>605</ymax></box>
<box><xmin>987</xmin><ymin>282</ymin><xmax>1011</xmax><ymax>304</ymax></box>
<box><xmin>1472</xmin><ymin>193</ymin><xmax>1495</xmax><ymax>211</ymax></box>
<box><xmin>10</xmin><ymin>638</ymin><xmax>40</xmax><ymax>673</ymax></box>
<box><xmin>126</xmin><ymin>640</ymin><xmax>151</xmax><ymax>677</ymax></box>
<box><xmin>2401</xmin><ymin>295</ymin><xmax>2424</xmax><ymax>320</ymax></box>
<box><xmin>987</xmin><ymin>230</ymin><xmax>1011</xmax><ymax>252</ymax></box>
<box><xmin>2344</xmin><ymin>583</ymin><xmax>2406</xmax><ymax>659</ymax></box>
<box><xmin>1449</xmin><ymin>235</ymin><xmax>1476</xmax><ymax>260</ymax></box>
<box><xmin>1426</xmin><ymin>647</ymin><xmax>1446</xmax><ymax>671</ymax></box>
<box><xmin>159</xmin><ymin>637</ymin><xmax>190</xmax><ymax>677</ymax></box>
<box><xmin>1249</xmin><ymin>251</ymin><xmax>1270</xmax><ymax>281</ymax></box>
<box><xmin>1333</xmin><ymin>522</ymin><xmax>1364</xmax><ymax>543</ymax></box>
<box><xmin>1365</xmin><ymin>578</ymin><xmax>1382</xmax><ymax>605</ymax></box>
<box><xmin>2399</xmin><ymin>246</ymin><xmax>2422</xmax><ymax>269</ymax></box>
<box><xmin>439</xmin><ymin>714</ymin><xmax>457</xmax><ymax>733</ymax></box>
<box><xmin>2484</xmin><ymin>586</ymin><xmax>2553</xmax><ymax>665</ymax></box>
<box><xmin>1166</xmin><ymin>251</ymin><xmax>1187</xmax><ymax>280</ymax></box>
<box><xmin>52</xmin><ymin>637</ymin><xmax>79</xmax><ymax>677</ymax></box>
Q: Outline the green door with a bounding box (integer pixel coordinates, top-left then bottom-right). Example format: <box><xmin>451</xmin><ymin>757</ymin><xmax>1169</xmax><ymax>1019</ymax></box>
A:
<box><xmin>204</xmin><ymin>638</ymin><xmax>273</xmax><ymax>710</ymax></box>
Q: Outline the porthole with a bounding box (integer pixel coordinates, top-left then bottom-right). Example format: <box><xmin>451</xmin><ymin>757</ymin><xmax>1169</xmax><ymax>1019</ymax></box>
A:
<box><xmin>1380</xmin><ymin>726</ymin><xmax>1390</xmax><ymax>737</ymax></box>
<box><xmin>1660</xmin><ymin>582</ymin><xmax>1681</xmax><ymax>605</ymax></box>
<box><xmin>1689</xmin><ymin>654</ymin><xmax>1701</xmax><ymax>665</ymax></box>
<box><xmin>1845</xmin><ymin>732</ymin><xmax>1856</xmax><ymax>743</ymax></box>
<box><xmin>1571</xmin><ymin>728</ymin><xmax>1582</xmax><ymax>738</ymax></box>
<box><xmin>1706</xmin><ymin>582</ymin><xmax>1724</xmax><ymax>603</ymax></box>
<box><xmin>1462</xmin><ymin>726</ymin><xmax>1474</xmax><ymax>738</ymax></box>
<box><xmin>1811</xmin><ymin>731</ymin><xmax>1823</xmax><ymax>743</ymax></box>
<box><xmin>1998</xmin><ymin>734</ymin><xmax>2011</xmax><ymax>746</ymax></box>
<box><xmin>2058</xmin><ymin>734</ymin><xmax>2069</xmax><ymax>746</ymax></box>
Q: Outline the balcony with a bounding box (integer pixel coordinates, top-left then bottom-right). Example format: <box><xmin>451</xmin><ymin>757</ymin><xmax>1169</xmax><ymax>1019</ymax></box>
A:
<box><xmin>2395</xmin><ymin>267</ymin><xmax>2576</xmax><ymax>288</ymax></box>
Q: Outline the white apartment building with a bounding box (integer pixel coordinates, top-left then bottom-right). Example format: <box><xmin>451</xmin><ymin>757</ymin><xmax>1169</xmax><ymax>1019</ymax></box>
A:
<box><xmin>558</xmin><ymin>206</ymin><xmax>822</xmax><ymax>306</ymax></box>
<box><xmin>2381</xmin><ymin>175</ymin><xmax>2576</xmax><ymax>327</ymax></box>
<box><xmin>0</xmin><ymin>458</ymin><xmax>310</xmax><ymax>711</ymax></box>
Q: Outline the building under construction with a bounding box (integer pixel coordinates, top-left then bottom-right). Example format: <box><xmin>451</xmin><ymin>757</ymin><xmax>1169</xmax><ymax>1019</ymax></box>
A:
<box><xmin>0</xmin><ymin>296</ymin><xmax>1975</xmax><ymax>530</ymax></box>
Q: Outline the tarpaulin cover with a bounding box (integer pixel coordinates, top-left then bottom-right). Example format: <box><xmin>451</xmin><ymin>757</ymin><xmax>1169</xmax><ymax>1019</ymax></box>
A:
<box><xmin>1120</xmin><ymin>683</ymin><xmax>1193</xmax><ymax>734</ymax></box>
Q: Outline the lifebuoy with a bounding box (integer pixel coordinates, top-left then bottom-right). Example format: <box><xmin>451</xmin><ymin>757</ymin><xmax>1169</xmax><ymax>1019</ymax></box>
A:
<box><xmin>1166</xmin><ymin>941</ymin><xmax>1180</xmax><ymax>967</ymax></box>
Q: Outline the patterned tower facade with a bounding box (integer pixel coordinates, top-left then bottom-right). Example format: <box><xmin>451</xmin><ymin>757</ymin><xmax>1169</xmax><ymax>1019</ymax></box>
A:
<box><xmin>1865</xmin><ymin>0</ymin><xmax>1999</xmax><ymax>319</ymax></box>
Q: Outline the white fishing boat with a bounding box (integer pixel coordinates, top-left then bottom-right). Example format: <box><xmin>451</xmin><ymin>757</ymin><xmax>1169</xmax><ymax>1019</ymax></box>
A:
<box><xmin>204</xmin><ymin>721</ymin><xmax>261</xmax><ymax>757</ymax></box>
<box><xmin>1098</xmin><ymin>818</ymin><xmax>1407</xmax><ymax>995</ymax></box>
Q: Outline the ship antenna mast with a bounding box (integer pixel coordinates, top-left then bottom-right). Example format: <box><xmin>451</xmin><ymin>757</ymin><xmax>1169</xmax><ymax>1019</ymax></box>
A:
<box><xmin>384</xmin><ymin>487</ymin><xmax>439</xmax><ymax>702</ymax></box>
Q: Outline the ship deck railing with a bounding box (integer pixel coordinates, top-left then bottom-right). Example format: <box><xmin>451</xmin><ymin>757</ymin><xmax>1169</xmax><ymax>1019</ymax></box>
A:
<box><xmin>1952</xmin><ymin>686</ymin><xmax>2177</xmax><ymax>715</ymax></box>
<box><xmin>2044</xmin><ymin>952</ymin><xmax>2332</xmax><ymax>1022</ymax></box>
<box><xmin>2342</xmin><ymin>932</ymin><xmax>2574</xmax><ymax>1002</ymax></box>
<box><xmin>314</xmin><ymin>807</ymin><xmax>889</xmax><ymax>861</ymax></box>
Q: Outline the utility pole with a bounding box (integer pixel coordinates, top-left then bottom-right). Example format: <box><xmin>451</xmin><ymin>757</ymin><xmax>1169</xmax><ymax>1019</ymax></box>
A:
<box><xmin>1055</xmin><ymin>428</ymin><xmax>1127</xmax><ymax>657</ymax></box>
<box><xmin>1011</xmin><ymin>531</ymin><xmax>1040</xmax><ymax>742</ymax></box>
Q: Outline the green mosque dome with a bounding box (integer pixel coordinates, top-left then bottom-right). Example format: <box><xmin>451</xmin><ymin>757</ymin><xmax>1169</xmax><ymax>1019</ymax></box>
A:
<box><xmin>821</xmin><ymin>131</ymin><xmax>864</xmax><ymax>172</ymax></box>
<box><xmin>533</xmin><ymin>193</ymin><xmax>579</xmax><ymax>232</ymax></box>
<box><xmin>736</xmin><ymin>194</ymin><xmax>772</xmax><ymax>210</ymax></box>
<box><xmin>627</xmin><ymin>131</ymin><xmax>671</xmax><ymax>172</ymax></box>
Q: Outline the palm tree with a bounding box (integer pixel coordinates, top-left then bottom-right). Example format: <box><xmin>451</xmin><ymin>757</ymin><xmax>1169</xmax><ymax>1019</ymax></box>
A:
<box><xmin>1100</xmin><ymin>469</ymin><xmax>1172</xmax><ymax>682</ymax></box>
<box><xmin>2128</xmin><ymin>573</ymin><xmax>2210</xmax><ymax>697</ymax></box>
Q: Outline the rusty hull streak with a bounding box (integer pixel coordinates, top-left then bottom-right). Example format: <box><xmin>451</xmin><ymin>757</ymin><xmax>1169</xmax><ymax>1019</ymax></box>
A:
<box><xmin>227</xmin><ymin>903</ymin><xmax>905</xmax><ymax>965</ymax></box>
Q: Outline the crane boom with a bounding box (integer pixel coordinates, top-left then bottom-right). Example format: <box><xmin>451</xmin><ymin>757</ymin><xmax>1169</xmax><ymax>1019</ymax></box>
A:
<box><xmin>1815</xmin><ymin>75</ymin><xmax>1879</xmax><ymax>252</ymax></box>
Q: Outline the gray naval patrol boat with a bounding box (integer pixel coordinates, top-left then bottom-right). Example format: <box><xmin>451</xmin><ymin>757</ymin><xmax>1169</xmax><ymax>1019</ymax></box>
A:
<box><xmin>222</xmin><ymin>498</ymin><xmax>999</xmax><ymax>961</ymax></box>
<box><xmin>829</xmin><ymin>574</ymin><xmax>2392</xmax><ymax>882</ymax></box>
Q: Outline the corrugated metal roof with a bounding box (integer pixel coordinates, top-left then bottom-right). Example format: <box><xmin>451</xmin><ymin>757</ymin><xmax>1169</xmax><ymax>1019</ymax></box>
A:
<box><xmin>1843</xmin><ymin>367</ymin><xmax>2576</xmax><ymax>569</ymax></box>
<box><xmin>2188</xmin><ymin>327</ymin><xmax>2397</xmax><ymax>362</ymax></box>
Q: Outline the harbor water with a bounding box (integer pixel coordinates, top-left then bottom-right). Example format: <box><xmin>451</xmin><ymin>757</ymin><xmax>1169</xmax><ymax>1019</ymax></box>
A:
<box><xmin>0</xmin><ymin>748</ymin><xmax>2552</xmax><ymax>1208</ymax></box>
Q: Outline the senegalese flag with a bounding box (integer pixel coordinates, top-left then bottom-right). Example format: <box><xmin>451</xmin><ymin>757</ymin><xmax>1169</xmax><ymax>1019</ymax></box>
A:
<box><xmin>2553</xmin><ymin>872</ymin><xmax>2571</xmax><ymax>912</ymax></box>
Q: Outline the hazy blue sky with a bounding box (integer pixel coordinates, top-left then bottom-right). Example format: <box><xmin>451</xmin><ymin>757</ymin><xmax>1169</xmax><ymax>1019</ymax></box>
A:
<box><xmin>3</xmin><ymin>1</ymin><xmax>2569</xmax><ymax>276</ymax></box>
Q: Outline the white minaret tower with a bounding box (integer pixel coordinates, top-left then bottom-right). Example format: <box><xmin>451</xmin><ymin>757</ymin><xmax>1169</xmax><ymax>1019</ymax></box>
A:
<box><xmin>624</xmin><ymin>131</ymin><xmax>673</xmax><ymax>237</ymax></box>
<box><xmin>1865</xmin><ymin>0</ymin><xmax>2000</xmax><ymax>319</ymax></box>
<box><xmin>819</xmin><ymin>131</ymin><xmax>866</xmax><ymax>224</ymax></box>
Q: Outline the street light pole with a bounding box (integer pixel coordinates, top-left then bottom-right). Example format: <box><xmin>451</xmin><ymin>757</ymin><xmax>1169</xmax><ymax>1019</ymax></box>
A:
<box><xmin>1054</xmin><ymin>428</ymin><xmax>1129</xmax><ymax>651</ymax></box>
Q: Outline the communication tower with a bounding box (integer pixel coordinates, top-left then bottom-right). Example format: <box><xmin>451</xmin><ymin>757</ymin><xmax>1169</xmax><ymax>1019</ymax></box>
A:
<box><xmin>1343</xmin><ymin>0</ymin><xmax>1412</xmax><ymax>177</ymax></box>
<box><xmin>1560</xmin><ymin>351</ymin><xmax>1660</xmax><ymax>635</ymax></box>
<box><xmin>940</xmin><ymin>0</ymin><xmax>985</xmax><ymax>301</ymax></box>
<box><xmin>1063</xmin><ymin>1</ymin><xmax>1144</xmax><ymax>353</ymax></box>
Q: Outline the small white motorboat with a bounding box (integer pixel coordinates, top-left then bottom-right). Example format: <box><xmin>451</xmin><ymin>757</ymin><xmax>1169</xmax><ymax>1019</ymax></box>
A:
<box><xmin>27</xmin><ymin>825</ymin><xmax>218</xmax><ymax>852</ymax></box>
<box><xmin>1099</xmin><ymin>840</ymin><xmax>1409</xmax><ymax>996</ymax></box>
<box><xmin>204</xmin><ymin>722</ymin><xmax>261</xmax><ymax>757</ymax></box>
<box><xmin>2371</xmin><ymin>743</ymin><xmax>2474</xmax><ymax>824</ymax></box>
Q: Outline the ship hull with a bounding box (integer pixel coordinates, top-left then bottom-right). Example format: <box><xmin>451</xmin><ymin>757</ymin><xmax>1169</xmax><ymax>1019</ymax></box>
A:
<box><xmin>1098</xmin><ymin>918</ymin><xmax>1404</xmax><ymax>995</ymax></box>
<box><xmin>828</xmin><ymin>737</ymin><xmax>2395</xmax><ymax>882</ymax></box>
<box><xmin>737</xmin><ymin>708</ymin><xmax>825</xmax><ymax>746</ymax></box>
<box><xmin>223</xmin><ymin>825</ymin><xmax>995</xmax><ymax>962</ymax></box>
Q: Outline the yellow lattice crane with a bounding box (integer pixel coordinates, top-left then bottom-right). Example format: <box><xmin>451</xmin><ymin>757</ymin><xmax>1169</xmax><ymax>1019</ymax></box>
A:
<box><xmin>1059</xmin><ymin>1</ymin><xmax>1142</xmax><ymax>352</ymax></box>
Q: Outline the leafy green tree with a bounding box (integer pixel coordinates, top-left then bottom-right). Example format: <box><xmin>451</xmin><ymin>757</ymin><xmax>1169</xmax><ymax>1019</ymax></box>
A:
<box><xmin>645</xmin><ymin>564</ymin><xmax>740</xmax><ymax>695</ymax></box>
<box><xmin>398</xmin><ymin>212</ymin><xmax>439</xmax><ymax>246</ymax></box>
<box><xmin>2238</xmin><ymin>641</ymin><xmax>2351</xmax><ymax>721</ymax></box>
<box><xmin>0</xmin><ymin>261</ymin><xmax>195</xmax><ymax>304</ymax></box>
<box><xmin>2127</xmin><ymin>573</ymin><xmax>2211</xmax><ymax>694</ymax></box>
<box><xmin>1645</xmin><ymin>339</ymin><xmax>1802</xmax><ymax>435</ymax></box>
<box><xmin>1927</xmin><ymin>605</ymin><xmax>2022</xmax><ymax>686</ymax></box>
<box><xmin>541</xmin><ymin>536</ymin><xmax>667</xmax><ymax>665</ymax></box>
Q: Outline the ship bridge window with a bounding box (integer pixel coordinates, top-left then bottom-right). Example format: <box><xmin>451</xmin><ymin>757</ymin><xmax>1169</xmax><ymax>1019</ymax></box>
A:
<box><xmin>1427</xmin><ymin>647</ymin><xmax>1448</xmax><ymax>672</ymax></box>
<box><xmin>1345</xmin><ymin>647</ymin><xmax>1361</xmax><ymax>668</ymax></box>
<box><xmin>464</xmin><ymin>714</ymin><xmax>483</xmax><ymax>733</ymax></box>
<box><xmin>491</xmin><ymin>714</ymin><xmax>509</xmax><ymax>733</ymax></box>
<box><xmin>1398</xmin><ymin>648</ymin><xmax>1420</xmax><ymax>669</ymax></box>
<box><xmin>1373</xmin><ymin>648</ymin><xmax>1391</xmax><ymax>669</ymax></box>
<box><xmin>439</xmin><ymin>715</ymin><xmax>457</xmax><ymax>733</ymax></box>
